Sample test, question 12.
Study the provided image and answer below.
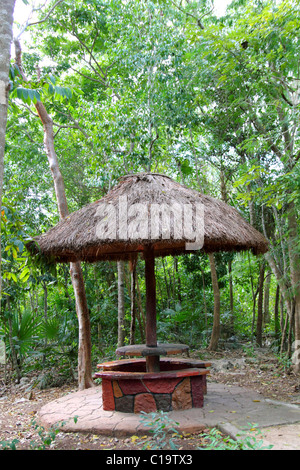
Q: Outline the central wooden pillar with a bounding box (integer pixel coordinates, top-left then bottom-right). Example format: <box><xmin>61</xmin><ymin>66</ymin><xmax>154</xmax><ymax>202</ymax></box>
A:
<box><xmin>144</xmin><ymin>245</ymin><xmax>160</xmax><ymax>372</ymax></box>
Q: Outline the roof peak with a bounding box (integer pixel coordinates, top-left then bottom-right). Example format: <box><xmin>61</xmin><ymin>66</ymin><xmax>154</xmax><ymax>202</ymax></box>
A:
<box><xmin>120</xmin><ymin>172</ymin><xmax>173</xmax><ymax>181</ymax></box>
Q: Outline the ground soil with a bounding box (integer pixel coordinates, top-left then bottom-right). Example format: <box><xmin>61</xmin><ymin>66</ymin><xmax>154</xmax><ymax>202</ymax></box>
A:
<box><xmin>0</xmin><ymin>348</ymin><xmax>299</xmax><ymax>451</ymax></box>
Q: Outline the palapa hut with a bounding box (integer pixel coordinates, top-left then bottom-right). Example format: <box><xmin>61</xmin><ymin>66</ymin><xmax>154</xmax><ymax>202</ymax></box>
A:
<box><xmin>29</xmin><ymin>173</ymin><xmax>268</xmax><ymax>374</ymax></box>
<box><xmin>30</xmin><ymin>173</ymin><xmax>268</xmax><ymax>261</ymax></box>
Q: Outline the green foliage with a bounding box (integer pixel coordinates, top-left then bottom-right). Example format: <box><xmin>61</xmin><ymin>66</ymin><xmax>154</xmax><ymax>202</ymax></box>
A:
<box><xmin>199</xmin><ymin>425</ymin><xmax>273</xmax><ymax>450</ymax></box>
<box><xmin>1</xmin><ymin>0</ymin><xmax>298</xmax><ymax>380</ymax></box>
<box><xmin>29</xmin><ymin>418</ymin><xmax>68</xmax><ymax>450</ymax></box>
<box><xmin>9</xmin><ymin>64</ymin><xmax>72</xmax><ymax>106</ymax></box>
<box><xmin>0</xmin><ymin>439</ymin><xmax>19</xmax><ymax>450</ymax></box>
<box><xmin>139</xmin><ymin>411</ymin><xmax>181</xmax><ymax>450</ymax></box>
<box><xmin>0</xmin><ymin>310</ymin><xmax>41</xmax><ymax>359</ymax></box>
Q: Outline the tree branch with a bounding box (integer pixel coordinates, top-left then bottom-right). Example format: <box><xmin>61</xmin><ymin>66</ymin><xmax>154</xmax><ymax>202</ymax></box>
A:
<box><xmin>26</xmin><ymin>0</ymin><xmax>65</xmax><ymax>28</ymax></box>
<box><xmin>170</xmin><ymin>0</ymin><xmax>214</xmax><ymax>29</ymax></box>
<box><xmin>52</xmin><ymin>121</ymin><xmax>90</xmax><ymax>140</ymax></box>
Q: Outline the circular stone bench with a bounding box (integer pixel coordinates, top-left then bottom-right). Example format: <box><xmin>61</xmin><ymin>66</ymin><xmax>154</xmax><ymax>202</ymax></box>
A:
<box><xmin>94</xmin><ymin>358</ymin><xmax>211</xmax><ymax>413</ymax></box>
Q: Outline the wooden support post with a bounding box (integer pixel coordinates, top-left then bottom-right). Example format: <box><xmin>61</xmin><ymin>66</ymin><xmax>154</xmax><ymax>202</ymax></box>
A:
<box><xmin>144</xmin><ymin>245</ymin><xmax>160</xmax><ymax>372</ymax></box>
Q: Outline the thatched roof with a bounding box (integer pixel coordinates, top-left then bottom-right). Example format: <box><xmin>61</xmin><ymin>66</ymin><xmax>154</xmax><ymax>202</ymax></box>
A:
<box><xmin>28</xmin><ymin>173</ymin><xmax>268</xmax><ymax>262</ymax></box>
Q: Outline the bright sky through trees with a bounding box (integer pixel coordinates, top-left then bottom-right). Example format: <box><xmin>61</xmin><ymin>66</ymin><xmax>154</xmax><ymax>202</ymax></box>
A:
<box><xmin>13</xmin><ymin>0</ymin><xmax>233</xmax><ymax>28</ymax></box>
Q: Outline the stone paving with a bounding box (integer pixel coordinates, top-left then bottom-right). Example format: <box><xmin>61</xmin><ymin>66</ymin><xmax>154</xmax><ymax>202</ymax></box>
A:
<box><xmin>38</xmin><ymin>381</ymin><xmax>300</xmax><ymax>448</ymax></box>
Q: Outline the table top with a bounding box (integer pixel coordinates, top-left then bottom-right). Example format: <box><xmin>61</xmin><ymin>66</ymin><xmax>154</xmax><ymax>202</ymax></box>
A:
<box><xmin>116</xmin><ymin>343</ymin><xmax>190</xmax><ymax>357</ymax></box>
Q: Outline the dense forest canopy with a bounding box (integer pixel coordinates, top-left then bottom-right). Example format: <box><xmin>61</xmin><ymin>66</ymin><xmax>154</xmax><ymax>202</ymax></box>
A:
<box><xmin>1</xmin><ymin>0</ymin><xmax>300</xmax><ymax>387</ymax></box>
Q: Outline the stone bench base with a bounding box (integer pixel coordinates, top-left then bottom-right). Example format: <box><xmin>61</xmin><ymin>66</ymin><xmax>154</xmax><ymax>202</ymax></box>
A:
<box><xmin>94</xmin><ymin>358</ymin><xmax>210</xmax><ymax>413</ymax></box>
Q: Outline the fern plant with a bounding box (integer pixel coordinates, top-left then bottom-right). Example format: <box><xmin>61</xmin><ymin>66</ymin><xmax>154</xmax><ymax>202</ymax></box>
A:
<box><xmin>0</xmin><ymin>310</ymin><xmax>42</xmax><ymax>368</ymax></box>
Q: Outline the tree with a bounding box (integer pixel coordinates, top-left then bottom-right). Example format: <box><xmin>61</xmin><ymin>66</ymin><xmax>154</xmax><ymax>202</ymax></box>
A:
<box><xmin>2</xmin><ymin>0</ymin><xmax>299</xmax><ymax>377</ymax></box>
<box><xmin>117</xmin><ymin>260</ymin><xmax>125</xmax><ymax>347</ymax></box>
<box><xmin>0</xmin><ymin>0</ymin><xmax>16</xmax><ymax>297</ymax></box>
<box><xmin>12</xmin><ymin>33</ymin><xmax>94</xmax><ymax>390</ymax></box>
<box><xmin>185</xmin><ymin>0</ymin><xmax>300</xmax><ymax>367</ymax></box>
<box><xmin>207</xmin><ymin>253</ymin><xmax>220</xmax><ymax>350</ymax></box>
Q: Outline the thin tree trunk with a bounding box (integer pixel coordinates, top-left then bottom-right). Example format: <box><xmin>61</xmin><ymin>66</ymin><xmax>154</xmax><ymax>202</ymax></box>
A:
<box><xmin>136</xmin><ymin>275</ymin><xmax>146</xmax><ymax>341</ymax></box>
<box><xmin>256</xmin><ymin>261</ymin><xmax>265</xmax><ymax>347</ymax></box>
<box><xmin>287</xmin><ymin>301</ymin><xmax>295</xmax><ymax>359</ymax></box>
<box><xmin>7</xmin><ymin>297</ymin><xmax>21</xmax><ymax>383</ymax></box>
<box><xmin>129</xmin><ymin>258</ymin><xmax>137</xmax><ymax>345</ymax></box>
<box><xmin>42</xmin><ymin>281</ymin><xmax>48</xmax><ymax>364</ymax></box>
<box><xmin>174</xmin><ymin>257</ymin><xmax>182</xmax><ymax>303</ymax></box>
<box><xmin>287</xmin><ymin>203</ymin><xmax>300</xmax><ymax>372</ymax></box>
<box><xmin>0</xmin><ymin>0</ymin><xmax>16</xmax><ymax>297</ymax></box>
<box><xmin>228</xmin><ymin>260</ymin><xmax>234</xmax><ymax>335</ymax></box>
<box><xmin>43</xmin><ymin>282</ymin><xmax>48</xmax><ymax>321</ymax></box>
<box><xmin>37</xmin><ymin>106</ymin><xmax>93</xmax><ymax>389</ymax></box>
<box><xmin>262</xmin><ymin>206</ymin><xmax>292</xmax><ymax>322</ymax></box>
<box><xmin>117</xmin><ymin>260</ymin><xmax>125</xmax><ymax>347</ymax></box>
<box><xmin>263</xmin><ymin>269</ymin><xmax>271</xmax><ymax>325</ymax></box>
<box><xmin>264</xmin><ymin>251</ymin><xmax>292</xmax><ymax>322</ymax></box>
<box><xmin>200</xmin><ymin>267</ymin><xmax>208</xmax><ymax>335</ymax></box>
<box><xmin>1</xmin><ymin>316</ymin><xmax>8</xmax><ymax>383</ymax></box>
<box><xmin>14</xmin><ymin>39</ymin><xmax>93</xmax><ymax>390</ymax></box>
<box><xmin>161</xmin><ymin>258</ymin><xmax>171</xmax><ymax>308</ymax></box>
<box><xmin>274</xmin><ymin>284</ymin><xmax>280</xmax><ymax>342</ymax></box>
<box><xmin>280</xmin><ymin>295</ymin><xmax>284</xmax><ymax>334</ymax></box>
<box><xmin>136</xmin><ymin>308</ymin><xmax>145</xmax><ymax>343</ymax></box>
<box><xmin>248</xmin><ymin>252</ymin><xmax>257</xmax><ymax>338</ymax></box>
<box><xmin>208</xmin><ymin>253</ymin><xmax>220</xmax><ymax>351</ymax></box>
<box><xmin>63</xmin><ymin>265</ymin><xmax>73</xmax><ymax>310</ymax></box>
<box><xmin>280</xmin><ymin>306</ymin><xmax>289</xmax><ymax>354</ymax></box>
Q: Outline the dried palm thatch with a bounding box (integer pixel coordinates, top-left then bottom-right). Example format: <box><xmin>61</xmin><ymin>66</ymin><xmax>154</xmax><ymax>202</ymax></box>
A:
<box><xmin>28</xmin><ymin>173</ymin><xmax>268</xmax><ymax>262</ymax></box>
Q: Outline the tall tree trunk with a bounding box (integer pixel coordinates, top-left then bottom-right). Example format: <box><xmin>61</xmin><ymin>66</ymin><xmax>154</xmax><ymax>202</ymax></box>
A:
<box><xmin>0</xmin><ymin>0</ymin><xmax>16</xmax><ymax>297</ymax></box>
<box><xmin>174</xmin><ymin>257</ymin><xmax>182</xmax><ymax>303</ymax></box>
<box><xmin>263</xmin><ymin>269</ymin><xmax>271</xmax><ymax>325</ymax></box>
<box><xmin>256</xmin><ymin>261</ymin><xmax>265</xmax><ymax>347</ymax></box>
<box><xmin>208</xmin><ymin>253</ymin><xmax>220</xmax><ymax>351</ymax></box>
<box><xmin>264</xmin><ymin>251</ymin><xmax>292</xmax><ymax>321</ymax></box>
<box><xmin>274</xmin><ymin>284</ymin><xmax>280</xmax><ymax>342</ymax></box>
<box><xmin>200</xmin><ymin>267</ymin><xmax>208</xmax><ymax>336</ymax></box>
<box><xmin>280</xmin><ymin>302</ymin><xmax>289</xmax><ymax>354</ymax></box>
<box><xmin>35</xmin><ymin>103</ymin><xmax>93</xmax><ymax>389</ymax></box>
<box><xmin>14</xmin><ymin>39</ymin><xmax>93</xmax><ymax>390</ymax></box>
<box><xmin>248</xmin><ymin>252</ymin><xmax>258</xmax><ymax>338</ymax></box>
<box><xmin>161</xmin><ymin>258</ymin><xmax>171</xmax><ymax>308</ymax></box>
<box><xmin>287</xmin><ymin>301</ymin><xmax>295</xmax><ymax>360</ymax></box>
<box><xmin>7</xmin><ymin>297</ymin><xmax>21</xmax><ymax>383</ymax></box>
<box><xmin>220</xmin><ymin>170</ymin><xmax>234</xmax><ymax>336</ymax></box>
<box><xmin>136</xmin><ymin>275</ymin><xmax>146</xmax><ymax>342</ymax></box>
<box><xmin>228</xmin><ymin>260</ymin><xmax>234</xmax><ymax>335</ymax></box>
<box><xmin>70</xmin><ymin>261</ymin><xmax>93</xmax><ymax>388</ymax></box>
<box><xmin>42</xmin><ymin>280</ymin><xmax>48</xmax><ymax>365</ymax></box>
<box><xmin>129</xmin><ymin>258</ymin><xmax>137</xmax><ymax>345</ymax></box>
<box><xmin>117</xmin><ymin>260</ymin><xmax>125</xmax><ymax>347</ymax></box>
<box><xmin>280</xmin><ymin>295</ymin><xmax>285</xmax><ymax>334</ymax></box>
<box><xmin>287</xmin><ymin>203</ymin><xmax>300</xmax><ymax>372</ymax></box>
